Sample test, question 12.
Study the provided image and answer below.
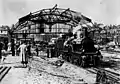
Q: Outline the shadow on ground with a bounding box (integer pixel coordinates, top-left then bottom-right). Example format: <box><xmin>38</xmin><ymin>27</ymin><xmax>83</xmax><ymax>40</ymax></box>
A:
<box><xmin>0</xmin><ymin>62</ymin><xmax>20</xmax><ymax>65</ymax></box>
<box><xmin>14</xmin><ymin>65</ymin><xmax>27</xmax><ymax>68</ymax></box>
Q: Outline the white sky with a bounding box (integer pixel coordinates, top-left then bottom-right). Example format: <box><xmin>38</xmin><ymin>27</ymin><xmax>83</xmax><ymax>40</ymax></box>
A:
<box><xmin>1</xmin><ymin>0</ymin><xmax>120</xmax><ymax>26</ymax></box>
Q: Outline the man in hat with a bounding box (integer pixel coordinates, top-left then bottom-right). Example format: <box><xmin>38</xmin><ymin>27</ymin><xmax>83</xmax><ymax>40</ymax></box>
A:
<box><xmin>18</xmin><ymin>41</ymin><xmax>27</xmax><ymax>67</ymax></box>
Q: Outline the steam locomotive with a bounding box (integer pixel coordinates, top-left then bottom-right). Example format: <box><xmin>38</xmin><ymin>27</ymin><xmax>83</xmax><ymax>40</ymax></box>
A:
<box><xmin>61</xmin><ymin>28</ymin><xmax>103</xmax><ymax>67</ymax></box>
<box><xmin>48</xmin><ymin>27</ymin><xmax>103</xmax><ymax>67</ymax></box>
<box><xmin>62</xmin><ymin>42</ymin><xmax>103</xmax><ymax>67</ymax></box>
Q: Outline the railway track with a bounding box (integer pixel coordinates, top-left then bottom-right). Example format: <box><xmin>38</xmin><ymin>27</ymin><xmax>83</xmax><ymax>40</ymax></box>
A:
<box><xmin>37</xmin><ymin>51</ymin><xmax>120</xmax><ymax>83</ymax></box>
<box><xmin>57</xmin><ymin>53</ymin><xmax>120</xmax><ymax>83</ymax></box>
<box><xmin>28</xmin><ymin>56</ymin><xmax>87</xmax><ymax>84</ymax></box>
<box><xmin>86</xmin><ymin>67</ymin><xmax>120</xmax><ymax>83</ymax></box>
<box><xmin>101</xmin><ymin>49</ymin><xmax>120</xmax><ymax>54</ymax></box>
<box><xmin>0</xmin><ymin>66</ymin><xmax>11</xmax><ymax>82</ymax></box>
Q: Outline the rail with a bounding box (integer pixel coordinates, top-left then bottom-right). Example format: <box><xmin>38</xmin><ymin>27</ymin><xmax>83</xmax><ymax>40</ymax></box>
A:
<box><xmin>45</xmin><ymin>45</ymin><xmax>120</xmax><ymax>83</ymax></box>
<box><xmin>57</xmin><ymin>49</ymin><xmax>120</xmax><ymax>83</ymax></box>
<box><xmin>86</xmin><ymin>67</ymin><xmax>120</xmax><ymax>84</ymax></box>
<box><xmin>0</xmin><ymin>67</ymin><xmax>11</xmax><ymax>82</ymax></box>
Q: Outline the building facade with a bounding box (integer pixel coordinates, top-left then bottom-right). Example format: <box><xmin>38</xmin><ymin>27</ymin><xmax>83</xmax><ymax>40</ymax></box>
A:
<box><xmin>0</xmin><ymin>26</ymin><xmax>8</xmax><ymax>42</ymax></box>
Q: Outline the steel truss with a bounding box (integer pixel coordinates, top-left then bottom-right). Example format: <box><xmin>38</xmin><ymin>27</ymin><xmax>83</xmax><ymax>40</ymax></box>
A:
<box><xmin>13</xmin><ymin>5</ymin><xmax>89</xmax><ymax>33</ymax></box>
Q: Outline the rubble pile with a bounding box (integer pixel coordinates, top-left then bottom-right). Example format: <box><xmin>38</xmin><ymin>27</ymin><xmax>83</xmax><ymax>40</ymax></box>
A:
<box><xmin>24</xmin><ymin>56</ymin><xmax>96</xmax><ymax>84</ymax></box>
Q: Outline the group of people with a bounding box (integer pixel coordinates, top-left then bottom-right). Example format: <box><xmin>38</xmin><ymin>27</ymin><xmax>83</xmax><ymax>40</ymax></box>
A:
<box><xmin>0</xmin><ymin>40</ymin><xmax>12</xmax><ymax>62</ymax></box>
<box><xmin>0</xmin><ymin>40</ymin><xmax>32</xmax><ymax>67</ymax></box>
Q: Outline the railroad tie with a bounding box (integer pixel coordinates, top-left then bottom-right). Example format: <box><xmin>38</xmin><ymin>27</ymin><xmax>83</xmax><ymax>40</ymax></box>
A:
<box><xmin>0</xmin><ymin>66</ymin><xmax>11</xmax><ymax>82</ymax></box>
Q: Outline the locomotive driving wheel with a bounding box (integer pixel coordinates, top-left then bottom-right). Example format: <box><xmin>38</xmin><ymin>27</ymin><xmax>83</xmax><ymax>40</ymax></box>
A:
<box><xmin>77</xmin><ymin>56</ymin><xmax>82</xmax><ymax>66</ymax></box>
<box><xmin>80</xmin><ymin>55</ymin><xmax>86</xmax><ymax>67</ymax></box>
<box><xmin>93</xmin><ymin>55</ymin><xmax>101</xmax><ymax>67</ymax></box>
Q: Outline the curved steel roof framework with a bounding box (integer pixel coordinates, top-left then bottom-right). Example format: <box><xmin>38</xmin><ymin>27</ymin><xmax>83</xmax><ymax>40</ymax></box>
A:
<box><xmin>14</xmin><ymin>5</ymin><xmax>91</xmax><ymax>34</ymax></box>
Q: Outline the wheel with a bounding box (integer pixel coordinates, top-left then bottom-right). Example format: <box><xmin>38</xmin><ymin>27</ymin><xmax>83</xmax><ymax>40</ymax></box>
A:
<box><xmin>78</xmin><ymin>56</ymin><xmax>82</xmax><ymax>66</ymax></box>
<box><xmin>64</xmin><ymin>54</ymin><xmax>68</xmax><ymax>61</ymax></box>
<box><xmin>85</xmin><ymin>55</ymin><xmax>91</xmax><ymax>67</ymax></box>
<box><xmin>80</xmin><ymin>55</ymin><xmax>86</xmax><ymax>67</ymax></box>
<box><xmin>68</xmin><ymin>54</ymin><xmax>72</xmax><ymax>62</ymax></box>
<box><xmin>92</xmin><ymin>55</ymin><xmax>96</xmax><ymax>67</ymax></box>
<box><xmin>61</xmin><ymin>53</ymin><xmax>65</xmax><ymax>60</ymax></box>
<box><xmin>70</xmin><ymin>55</ymin><xmax>74</xmax><ymax>64</ymax></box>
<box><xmin>93</xmin><ymin>56</ymin><xmax>100</xmax><ymax>67</ymax></box>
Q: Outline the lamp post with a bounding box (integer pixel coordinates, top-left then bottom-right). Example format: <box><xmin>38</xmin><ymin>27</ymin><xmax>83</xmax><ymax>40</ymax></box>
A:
<box><xmin>23</xmin><ymin>30</ymin><xmax>27</xmax><ymax>43</ymax></box>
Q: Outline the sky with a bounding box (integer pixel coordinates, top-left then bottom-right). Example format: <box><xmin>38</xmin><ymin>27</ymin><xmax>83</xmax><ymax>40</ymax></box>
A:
<box><xmin>1</xmin><ymin>0</ymin><xmax>120</xmax><ymax>26</ymax></box>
